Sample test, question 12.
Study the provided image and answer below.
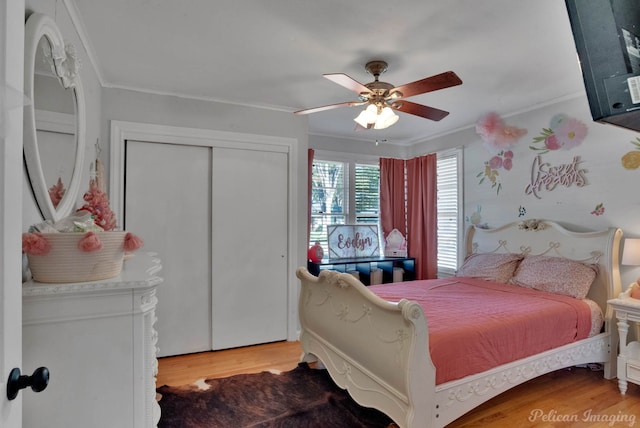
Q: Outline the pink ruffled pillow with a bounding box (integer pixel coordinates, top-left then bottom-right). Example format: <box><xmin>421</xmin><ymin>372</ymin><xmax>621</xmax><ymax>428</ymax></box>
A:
<box><xmin>456</xmin><ymin>253</ymin><xmax>524</xmax><ymax>283</ymax></box>
<box><xmin>509</xmin><ymin>255</ymin><xmax>598</xmax><ymax>299</ymax></box>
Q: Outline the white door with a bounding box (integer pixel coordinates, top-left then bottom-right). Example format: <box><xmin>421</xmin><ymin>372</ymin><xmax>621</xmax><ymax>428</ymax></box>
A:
<box><xmin>125</xmin><ymin>141</ymin><xmax>212</xmax><ymax>357</ymax></box>
<box><xmin>211</xmin><ymin>147</ymin><xmax>288</xmax><ymax>350</ymax></box>
<box><xmin>1</xmin><ymin>0</ymin><xmax>25</xmax><ymax>425</ymax></box>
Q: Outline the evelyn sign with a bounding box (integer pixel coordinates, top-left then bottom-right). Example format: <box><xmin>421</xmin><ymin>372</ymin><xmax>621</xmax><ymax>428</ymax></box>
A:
<box><xmin>327</xmin><ymin>225</ymin><xmax>380</xmax><ymax>259</ymax></box>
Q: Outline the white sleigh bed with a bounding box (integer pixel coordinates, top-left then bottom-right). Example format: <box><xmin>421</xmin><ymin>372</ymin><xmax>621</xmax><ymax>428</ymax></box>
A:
<box><xmin>295</xmin><ymin>220</ymin><xmax>622</xmax><ymax>427</ymax></box>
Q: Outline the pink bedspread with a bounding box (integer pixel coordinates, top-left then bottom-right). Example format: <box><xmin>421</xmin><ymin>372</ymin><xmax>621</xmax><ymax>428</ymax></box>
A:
<box><xmin>368</xmin><ymin>277</ymin><xmax>592</xmax><ymax>385</ymax></box>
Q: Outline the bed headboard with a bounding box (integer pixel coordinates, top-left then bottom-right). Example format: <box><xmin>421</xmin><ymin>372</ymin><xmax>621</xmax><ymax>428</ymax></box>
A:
<box><xmin>465</xmin><ymin>219</ymin><xmax>623</xmax><ymax>320</ymax></box>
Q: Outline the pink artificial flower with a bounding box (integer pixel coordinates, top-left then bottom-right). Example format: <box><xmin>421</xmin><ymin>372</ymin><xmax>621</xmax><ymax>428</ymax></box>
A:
<box><xmin>123</xmin><ymin>232</ymin><xmax>144</xmax><ymax>252</ymax></box>
<box><xmin>496</xmin><ymin>125</ymin><xmax>527</xmax><ymax>145</ymax></box>
<box><xmin>22</xmin><ymin>233</ymin><xmax>51</xmax><ymax>256</ymax></box>
<box><xmin>555</xmin><ymin>118</ymin><xmax>588</xmax><ymax>150</ymax></box>
<box><xmin>77</xmin><ymin>181</ymin><xmax>117</xmax><ymax>231</ymax></box>
<box><xmin>77</xmin><ymin>232</ymin><xmax>103</xmax><ymax>252</ymax></box>
<box><xmin>476</xmin><ymin>113</ymin><xmax>527</xmax><ymax>152</ymax></box>
<box><xmin>503</xmin><ymin>150</ymin><xmax>514</xmax><ymax>159</ymax></box>
<box><xmin>476</xmin><ymin>112</ymin><xmax>503</xmax><ymax>141</ymax></box>
<box><xmin>48</xmin><ymin>177</ymin><xmax>66</xmax><ymax>209</ymax></box>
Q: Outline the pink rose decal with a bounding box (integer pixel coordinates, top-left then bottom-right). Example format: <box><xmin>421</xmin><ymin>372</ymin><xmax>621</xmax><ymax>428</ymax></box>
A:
<box><xmin>544</xmin><ymin>134</ymin><xmax>561</xmax><ymax>150</ymax></box>
<box><xmin>488</xmin><ymin>155</ymin><xmax>503</xmax><ymax>169</ymax></box>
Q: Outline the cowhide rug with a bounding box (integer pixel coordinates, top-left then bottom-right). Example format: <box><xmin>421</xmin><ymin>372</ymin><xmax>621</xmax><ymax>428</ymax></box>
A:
<box><xmin>156</xmin><ymin>362</ymin><xmax>397</xmax><ymax>427</ymax></box>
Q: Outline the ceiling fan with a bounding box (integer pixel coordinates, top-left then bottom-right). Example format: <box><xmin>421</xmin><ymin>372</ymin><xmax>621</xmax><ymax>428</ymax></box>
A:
<box><xmin>294</xmin><ymin>60</ymin><xmax>462</xmax><ymax>129</ymax></box>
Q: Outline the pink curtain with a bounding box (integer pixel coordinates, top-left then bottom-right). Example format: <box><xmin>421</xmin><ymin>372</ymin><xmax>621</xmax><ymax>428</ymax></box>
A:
<box><xmin>406</xmin><ymin>154</ymin><xmax>438</xmax><ymax>280</ymax></box>
<box><xmin>379</xmin><ymin>158</ymin><xmax>407</xmax><ymax>239</ymax></box>
<box><xmin>307</xmin><ymin>148</ymin><xmax>314</xmax><ymax>242</ymax></box>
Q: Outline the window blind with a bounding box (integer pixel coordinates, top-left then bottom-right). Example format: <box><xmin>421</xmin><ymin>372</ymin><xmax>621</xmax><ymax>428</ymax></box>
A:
<box><xmin>436</xmin><ymin>151</ymin><xmax>461</xmax><ymax>277</ymax></box>
<box><xmin>354</xmin><ymin>163</ymin><xmax>380</xmax><ymax>224</ymax></box>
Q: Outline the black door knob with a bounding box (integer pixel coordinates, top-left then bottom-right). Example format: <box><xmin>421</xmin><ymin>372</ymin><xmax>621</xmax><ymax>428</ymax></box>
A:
<box><xmin>6</xmin><ymin>367</ymin><xmax>49</xmax><ymax>400</ymax></box>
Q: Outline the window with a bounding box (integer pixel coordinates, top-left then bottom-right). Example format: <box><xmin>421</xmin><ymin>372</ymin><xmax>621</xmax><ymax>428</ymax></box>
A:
<box><xmin>436</xmin><ymin>149</ymin><xmax>463</xmax><ymax>277</ymax></box>
<box><xmin>309</xmin><ymin>149</ymin><xmax>461</xmax><ymax>276</ymax></box>
<box><xmin>310</xmin><ymin>159</ymin><xmax>380</xmax><ymax>251</ymax></box>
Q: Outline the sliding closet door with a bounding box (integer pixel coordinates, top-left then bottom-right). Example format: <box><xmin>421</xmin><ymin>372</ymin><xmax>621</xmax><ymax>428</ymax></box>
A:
<box><xmin>125</xmin><ymin>141</ymin><xmax>212</xmax><ymax>357</ymax></box>
<box><xmin>211</xmin><ymin>147</ymin><xmax>288</xmax><ymax>350</ymax></box>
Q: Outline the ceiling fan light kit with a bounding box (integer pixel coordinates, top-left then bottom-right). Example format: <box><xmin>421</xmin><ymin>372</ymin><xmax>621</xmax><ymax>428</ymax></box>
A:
<box><xmin>353</xmin><ymin>103</ymin><xmax>399</xmax><ymax>130</ymax></box>
<box><xmin>375</xmin><ymin>107</ymin><xmax>399</xmax><ymax>129</ymax></box>
<box><xmin>354</xmin><ymin>104</ymin><xmax>378</xmax><ymax>127</ymax></box>
<box><xmin>295</xmin><ymin>60</ymin><xmax>462</xmax><ymax>130</ymax></box>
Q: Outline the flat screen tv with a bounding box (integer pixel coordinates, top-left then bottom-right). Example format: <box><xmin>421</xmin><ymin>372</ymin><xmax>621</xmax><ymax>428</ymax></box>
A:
<box><xmin>565</xmin><ymin>0</ymin><xmax>640</xmax><ymax>132</ymax></box>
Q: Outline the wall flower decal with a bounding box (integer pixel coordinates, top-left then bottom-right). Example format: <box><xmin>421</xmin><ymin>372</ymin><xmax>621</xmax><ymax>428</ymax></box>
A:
<box><xmin>621</xmin><ymin>137</ymin><xmax>640</xmax><ymax>170</ymax></box>
<box><xmin>530</xmin><ymin>114</ymin><xmax>588</xmax><ymax>153</ymax></box>
<box><xmin>477</xmin><ymin>150</ymin><xmax>513</xmax><ymax>195</ymax></box>
<box><xmin>475</xmin><ymin>113</ymin><xmax>525</xmax><ymax>195</ymax></box>
<box><xmin>591</xmin><ymin>203</ymin><xmax>605</xmax><ymax>216</ymax></box>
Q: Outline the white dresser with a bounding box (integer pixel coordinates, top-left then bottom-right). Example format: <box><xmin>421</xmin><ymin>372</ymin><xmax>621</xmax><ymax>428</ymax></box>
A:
<box><xmin>22</xmin><ymin>252</ymin><xmax>162</xmax><ymax>428</ymax></box>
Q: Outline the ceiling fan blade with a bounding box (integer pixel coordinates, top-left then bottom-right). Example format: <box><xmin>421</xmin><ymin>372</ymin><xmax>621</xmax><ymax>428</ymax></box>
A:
<box><xmin>392</xmin><ymin>100</ymin><xmax>450</xmax><ymax>121</ymax></box>
<box><xmin>323</xmin><ymin>73</ymin><xmax>371</xmax><ymax>95</ymax></box>
<box><xmin>294</xmin><ymin>101</ymin><xmax>362</xmax><ymax>115</ymax></box>
<box><xmin>390</xmin><ymin>71</ymin><xmax>462</xmax><ymax>99</ymax></box>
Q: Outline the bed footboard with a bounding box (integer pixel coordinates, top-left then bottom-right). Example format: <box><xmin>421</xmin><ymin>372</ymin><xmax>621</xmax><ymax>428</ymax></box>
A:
<box><xmin>296</xmin><ymin>267</ymin><xmax>436</xmax><ymax>428</ymax></box>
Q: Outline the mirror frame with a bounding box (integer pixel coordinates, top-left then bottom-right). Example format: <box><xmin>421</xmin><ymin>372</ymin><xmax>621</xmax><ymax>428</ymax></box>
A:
<box><xmin>24</xmin><ymin>13</ymin><xmax>86</xmax><ymax>223</ymax></box>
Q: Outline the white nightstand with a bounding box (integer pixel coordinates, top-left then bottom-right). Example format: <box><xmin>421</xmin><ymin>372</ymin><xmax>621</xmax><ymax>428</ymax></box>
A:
<box><xmin>608</xmin><ymin>282</ymin><xmax>640</xmax><ymax>395</ymax></box>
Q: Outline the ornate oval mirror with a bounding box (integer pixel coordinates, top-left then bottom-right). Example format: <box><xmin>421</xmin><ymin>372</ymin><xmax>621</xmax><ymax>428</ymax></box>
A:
<box><xmin>24</xmin><ymin>13</ymin><xmax>85</xmax><ymax>222</ymax></box>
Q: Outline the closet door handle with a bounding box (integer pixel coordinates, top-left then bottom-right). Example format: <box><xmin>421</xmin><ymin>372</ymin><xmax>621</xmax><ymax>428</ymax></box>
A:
<box><xmin>6</xmin><ymin>366</ymin><xmax>49</xmax><ymax>400</ymax></box>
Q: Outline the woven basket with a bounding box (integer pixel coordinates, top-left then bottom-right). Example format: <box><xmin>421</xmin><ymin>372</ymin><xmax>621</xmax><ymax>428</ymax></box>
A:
<box><xmin>27</xmin><ymin>232</ymin><xmax>127</xmax><ymax>283</ymax></box>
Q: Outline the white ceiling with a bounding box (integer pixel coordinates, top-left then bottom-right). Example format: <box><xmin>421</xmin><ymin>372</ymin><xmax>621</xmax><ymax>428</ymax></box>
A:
<box><xmin>69</xmin><ymin>0</ymin><xmax>586</xmax><ymax>146</ymax></box>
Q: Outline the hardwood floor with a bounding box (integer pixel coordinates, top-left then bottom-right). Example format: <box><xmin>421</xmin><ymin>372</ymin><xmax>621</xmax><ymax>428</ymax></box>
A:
<box><xmin>157</xmin><ymin>341</ymin><xmax>640</xmax><ymax>427</ymax></box>
<box><xmin>156</xmin><ymin>341</ymin><xmax>304</xmax><ymax>386</ymax></box>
